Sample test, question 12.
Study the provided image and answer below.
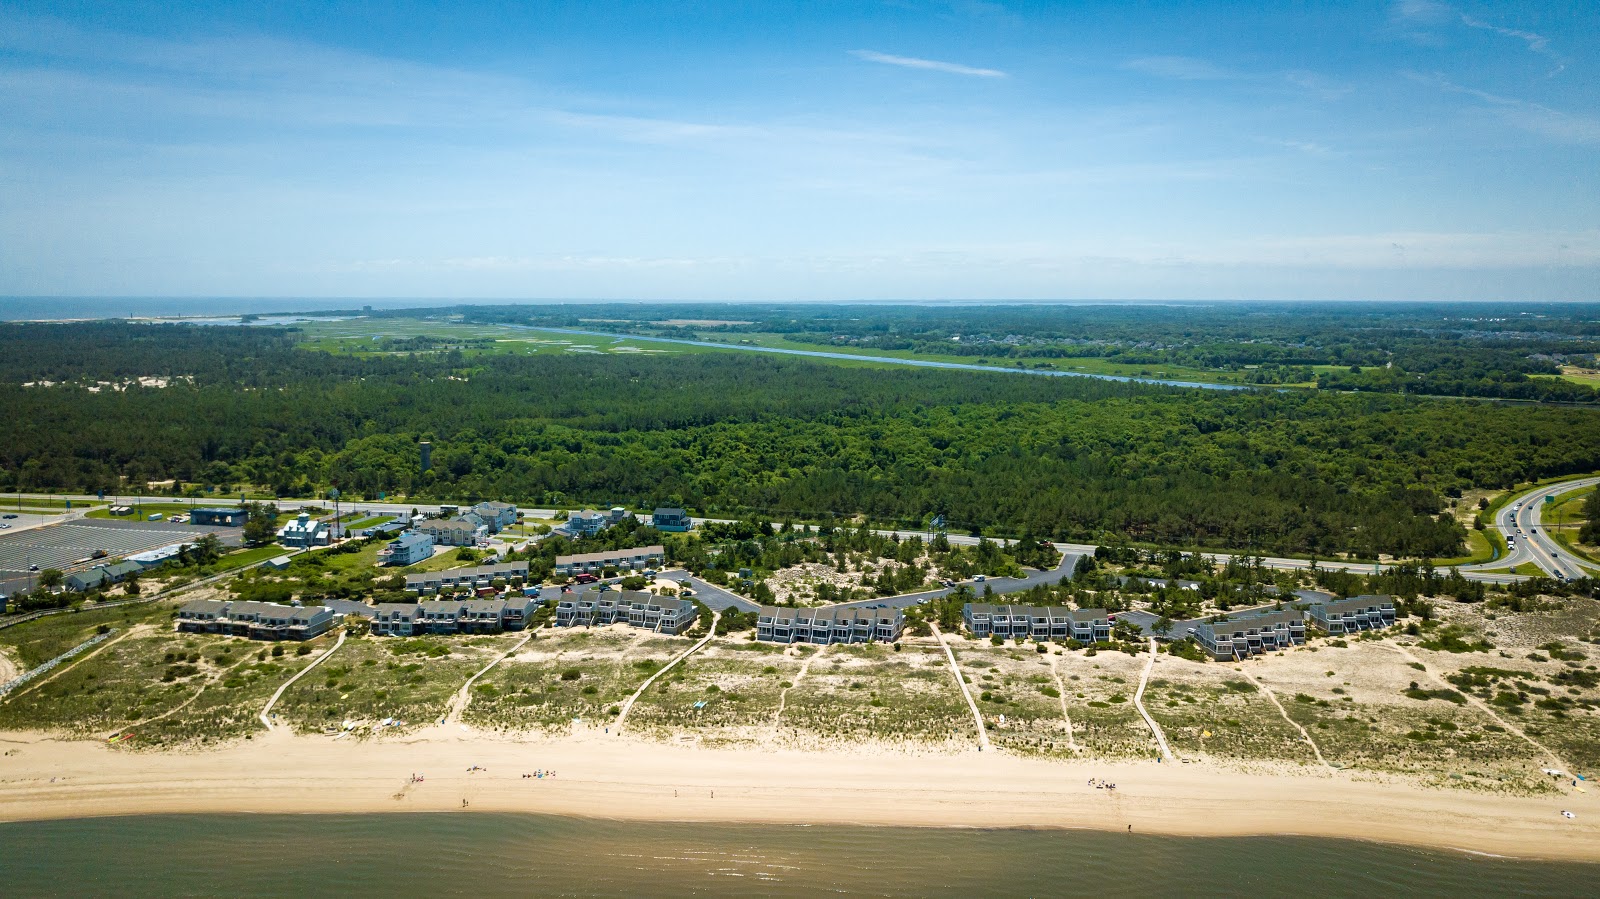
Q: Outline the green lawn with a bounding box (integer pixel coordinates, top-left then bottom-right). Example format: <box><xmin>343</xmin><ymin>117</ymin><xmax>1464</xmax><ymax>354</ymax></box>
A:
<box><xmin>212</xmin><ymin>545</ymin><xmax>292</xmax><ymax>572</ymax></box>
<box><xmin>1432</xmin><ymin>529</ymin><xmax>1499</xmax><ymax>567</ymax></box>
<box><xmin>0</xmin><ymin>496</ymin><xmax>90</xmax><ymax>510</ymax></box>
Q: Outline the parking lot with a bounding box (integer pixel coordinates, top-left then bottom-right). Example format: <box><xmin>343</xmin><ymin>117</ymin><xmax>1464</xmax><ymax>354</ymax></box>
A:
<box><xmin>0</xmin><ymin>518</ymin><xmax>242</xmax><ymax>596</ymax></box>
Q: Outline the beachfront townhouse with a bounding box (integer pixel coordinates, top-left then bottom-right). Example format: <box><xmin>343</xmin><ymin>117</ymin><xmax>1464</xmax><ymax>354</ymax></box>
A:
<box><xmin>370</xmin><ymin>603</ymin><xmax>422</xmax><ymax>636</ymax></box>
<box><xmin>370</xmin><ymin>597</ymin><xmax>535</xmax><ymax>636</ymax></box>
<box><xmin>755</xmin><ymin>604</ymin><xmax>905</xmax><ymax>645</ymax></box>
<box><xmin>554</xmin><ymin>589</ymin><xmax>696</xmax><ymax>634</ymax></box>
<box><xmin>1303</xmin><ymin>594</ymin><xmax>1396</xmax><ymax>634</ymax></box>
<box><xmin>417</xmin><ymin>599</ymin><xmax>465</xmax><ymax>634</ymax></box>
<box><xmin>404</xmin><ymin>562</ymin><xmax>529</xmax><ymax>595</ymax></box>
<box><xmin>553</xmin><ymin>545</ymin><xmax>665</xmax><ymax>576</ymax></box>
<box><xmin>174</xmin><ymin>599</ymin><xmax>335</xmax><ymax>641</ymax></box>
<box><xmin>1189</xmin><ymin>607</ymin><xmax>1306</xmax><ymax>661</ymax></box>
<box><xmin>962</xmin><ymin>604</ymin><xmax>1111</xmax><ymax>643</ymax></box>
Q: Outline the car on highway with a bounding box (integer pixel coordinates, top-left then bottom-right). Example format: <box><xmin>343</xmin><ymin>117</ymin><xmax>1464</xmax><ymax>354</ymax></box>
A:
<box><xmin>0</xmin><ymin>523</ymin><xmax>9</xmax><ymax>529</ymax></box>
<box><xmin>2</xmin><ymin>513</ymin><xmax>16</xmax><ymax>519</ymax></box>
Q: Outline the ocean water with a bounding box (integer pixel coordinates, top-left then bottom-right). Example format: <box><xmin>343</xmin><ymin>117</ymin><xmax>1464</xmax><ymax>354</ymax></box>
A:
<box><xmin>1</xmin><ymin>814</ymin><xmax>1597</xmax><ymax>897</ymax></box>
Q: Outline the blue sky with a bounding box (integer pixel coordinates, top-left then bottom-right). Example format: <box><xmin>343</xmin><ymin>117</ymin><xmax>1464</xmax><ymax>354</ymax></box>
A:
<box><xmin>0</xmin><ymin>0</ymin><xmax>1595</xmax><ymax>301</ymax></box>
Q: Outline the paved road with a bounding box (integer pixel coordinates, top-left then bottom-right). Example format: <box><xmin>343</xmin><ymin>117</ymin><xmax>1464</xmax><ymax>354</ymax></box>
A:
<box><xmin>7</xmin><ymin>492</ymin><xmax>1555</xmax><ymax>588</ymax></box>
<box><xmin>1462</xmin><ymin>477</ymin><xmax>1600</xmax><ymax>579</ymax></box>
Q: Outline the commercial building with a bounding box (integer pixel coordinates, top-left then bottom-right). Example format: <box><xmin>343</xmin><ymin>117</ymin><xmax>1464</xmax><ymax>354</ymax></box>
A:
<box><xmin>190</xmin><ymin>507</ymin><xmax>249</xmax><ymax>527</ymax></box>
<box><xmin>651</xmin><ymin>508</ymin><xmax>692</xmax><ymax>532</ymax></box>
<box><xmin>65</xmin><ymin>559</ymin><xmax>145</xmax><ymax>592</ymax></box>
<box><xmin>403</xmin><ymin>561</ymin><xmax>529</xmax><ymax>595</ymax></box>
<box><xmin>1189</xmin><ymin>607</ymin><xmax>1307</xmax><ymax>661</ymax></box>
<box><xmin>756</xmin><ymin>604</ymin><xmax>905</xmax><ymax>645</ymax></box>
<box><xmin>1303</xmin><ymin>594</ymin><xmax>1396</xmax><ymax>634</ymax></box>
<box><xmin>276</xmin><ymin>512</ymin><xmax>330</xmax><ymax>548</ymax></box>
<box><xmin>414</xmin><ymin>517</ymin><xmax>488</xmax><ymax>547</ymax></box>
<box><xmin>962</xmin><ymin>604</ymin><xmax>1111</xmax><ymax>643</ymax></box>
<box><xmin>175</xmin><ymin>599</ymin><xmax>336</xmax><ymax>641</ymax></box>
<box><xmin>379</xmin><ymin>532</ymin><xmax>435</xmax><ymax>567</ymax></box>
<box><xmin>554</xmin><ymin>545</ymin><xmax>665</xmax><ymax>576</ymax></box>
<box><xmin>554</xmin><ymin>589</ymin><xmax>696</xmax><ymax>634</ymax></box>
<box><xmin>126</xmin><ymin>542</ymin><xmax>193</xmax><ymax>568</ymax></box>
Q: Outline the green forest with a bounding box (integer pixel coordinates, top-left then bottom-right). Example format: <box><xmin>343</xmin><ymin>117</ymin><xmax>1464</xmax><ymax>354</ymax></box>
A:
<box><xmin>5</xmin><ymin>321</ymin><xmax>1600</xmax><ymax>559</ymax></box>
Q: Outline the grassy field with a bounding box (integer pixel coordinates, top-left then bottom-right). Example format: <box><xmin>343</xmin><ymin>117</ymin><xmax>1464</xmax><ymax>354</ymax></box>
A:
<box><xmin>625</xmin><ymin>637</ymin><xmax>803</xmax><ymax>745</ymax></box>
<box><xmin>778</xmin><ymin>641</ymin><xmax>975</xmax><ymax>751</ymax></box>
<box><xmin>1</xmin><ymin>497</ymin><xmax>90</xmax><ymax>510</ymax></box>
<box><xmin>212</xmin><ymin>545</ymin><xmax>291</xmax><ymax>573</ymax></box>
<box><xmin>291</xmin><ymin>320</ymin><xmax>716</xmax><ymax>360</ymax></box>
<box><xmin>0</xmin><ymin>600</ymin><xmax>337</xmax><ymax>747</ymax></box>
<box><xmin>0</xmin><ymin>602</ymin><xmax>166</xmax><ymax>668</ymax></box>
<box><xmin>464</xmin><ymin>628</ymin><xmax>690</xmax><ymax>734</ymax></box>
<box><xmin>273</xmin><ymin>632</ymin><xmax>523</xmax><ymax>734</ymax></box>
<box><xmin>1433</xmin><ymin>529</ymin><xmax>1499</xmax><ymax>567</ymax></box>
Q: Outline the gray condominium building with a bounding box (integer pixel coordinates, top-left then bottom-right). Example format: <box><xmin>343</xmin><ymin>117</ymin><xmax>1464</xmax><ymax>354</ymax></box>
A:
<box><xmin>1188</xmin><ymin>607</ymin><xmax>1307</xmax><ymax>661</ymax></box>
<box><xmin>554</xmin><ymin>590</ymin><xmax>697</xmax><ymax>635</ymax></box>
<box><xmin>755</xmin><ymin>604</ymin><xmax>905</xmax><ymax>645</ymax></box>
<box><xmin>408</xmin><ymin>596</ymin><xmax>536</xmax><ymax>635</ymax></box>
<box><xmin>176</xmin><ymin>599</ymin><xmax>336</xmax><ymax>642</ymax></box>
<box><xmin>962</xmin><ymin>604</ymin><xmax>1111</xmax><ymax>643</ymax></box>
<box><xmin>404</xmin><ymin>562</ymin><xmax>530</xmax><ymax>595</ymax></box>
<box><xmin>1303</xmin><ymin>594</ymin><xmax>1396</xmax><ymax>634</ymax></box>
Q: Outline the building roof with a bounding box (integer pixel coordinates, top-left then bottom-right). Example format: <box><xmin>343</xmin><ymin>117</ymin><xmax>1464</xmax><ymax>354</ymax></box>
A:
<box><xmin>180</xmin><ymin>598</ymin><xmax>231</xmax><ymax>615</ymax></box>
<box><xmin>653</xmin><ymin>507</ymin><xmax>687</xmax><ymax>517</ymax></box>
<box><xmin>391</xmin><ymin>533</ymin><xmax>432</xmax><ymax>548</ymax></box>
<box><xmin>102</xmin><ymin>560</ymin><xmax>144</xmax><ymax>579</ymax></box>
<box><xmin>374</xmin><ymin>603</ymin><xmax>420</xmax><ymax>619</ymax></box>
<box><xmin>405</xmin><ymin>561</ymin><xmax>530</xmax><ymax>588</ymax></box>
<box><xmin>555</xmin><ymin>545</ymin><xmax>666</xmax><ymax>566</ymax></box>
<box><xmin>474</xmin><ymin>501</ymin><xmax>517</xmax><ymax>515</ymax></box>
<box><xmin>193</xmin><ymin>507</ymin><xmax>245</xmax><ymax>515</ymax></box>
<box><xmin>1311</xmin><ymin>594</ymin><xmax>1395</xmax><ymax>614</ymax></box>
<box><xmin>127</xmin><ymin>542</ymin><xmax>191</xmax><ymax>565</ymax></box>
<box><xmin>418</xmin><ymin>517</ymin><xmax>485</xmax><ymax>535</ymax></box>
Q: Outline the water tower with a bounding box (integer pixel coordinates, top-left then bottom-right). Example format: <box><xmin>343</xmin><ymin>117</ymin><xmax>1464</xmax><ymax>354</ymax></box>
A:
<box><xmin>420</xmin><ymin>441</ymin><xmax>433</xmax><ymax>473</ymax></box>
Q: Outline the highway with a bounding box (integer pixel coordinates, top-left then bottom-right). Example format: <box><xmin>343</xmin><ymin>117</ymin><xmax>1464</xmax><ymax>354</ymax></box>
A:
<box><xmin>1462</xmin><ymin>477</ymin><xmax>1600</xmax><ymax>580</ymax></box>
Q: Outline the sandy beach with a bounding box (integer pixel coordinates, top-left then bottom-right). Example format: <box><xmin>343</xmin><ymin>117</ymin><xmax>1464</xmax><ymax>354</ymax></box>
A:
<box><xmin>0</xmin><ymin>728</ymin><xmax>1594</xmax><ymax>862</ymax></box>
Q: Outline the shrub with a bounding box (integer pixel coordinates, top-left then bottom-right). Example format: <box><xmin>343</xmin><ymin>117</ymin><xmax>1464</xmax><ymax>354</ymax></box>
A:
<box><xmin>560</xmin><ymin>669</ymin><xmax>582</xmax><ymax>680</ymax></box>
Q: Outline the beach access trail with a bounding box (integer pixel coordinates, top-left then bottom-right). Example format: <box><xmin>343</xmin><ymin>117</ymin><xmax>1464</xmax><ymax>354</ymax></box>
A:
<box><xmin>1132</xmin><ymin>638</ymin><xmax>1174</xmax><ymax>762</ymax></box>
<box><xmin>614</xmin><ymin>611</ymin><xmax>719</xmax><ymax>732</ymax></box>
<box><xmin>931</xmin><ymin>623</ymin><xmax>989</xmax><ymax>751</ymax></box>
<box><xmin>259</xmin><ymin>630</ymin><xmax>345</xmax><ymax>731</ymax></box>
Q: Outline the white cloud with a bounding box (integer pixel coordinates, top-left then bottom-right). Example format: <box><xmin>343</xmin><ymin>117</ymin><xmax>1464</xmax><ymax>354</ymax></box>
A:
<box><xmin>1410</xmin><ymin>73</ymin><xmax>1600</xmax><ymax>145</ymax></box>
<box><xmin>849</xmin><ymin>49</ymin><xmax>1007</xmax><ymax>78</ymax></box>
<box><xmin>1121</xmin><ymin>55</ymin><xmax>1232</xmax><ymax>81</ymax></box>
